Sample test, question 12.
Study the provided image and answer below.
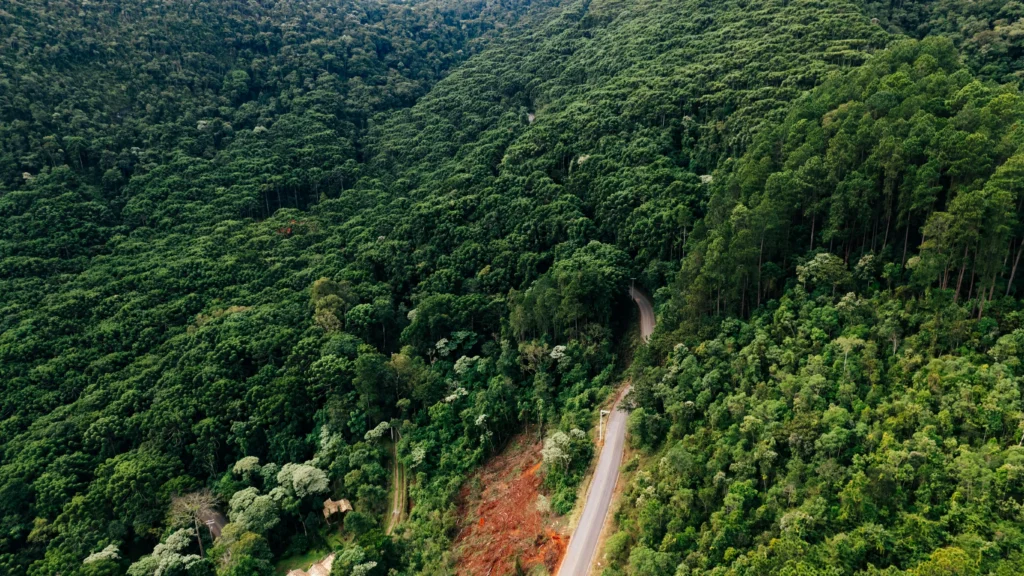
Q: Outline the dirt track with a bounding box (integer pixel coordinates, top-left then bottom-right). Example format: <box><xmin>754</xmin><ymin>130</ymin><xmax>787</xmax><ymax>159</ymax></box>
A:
<box><xmin>386</xmin><ymin>441</ymin><xmax>406</xmax><ymax>535</ymax></box>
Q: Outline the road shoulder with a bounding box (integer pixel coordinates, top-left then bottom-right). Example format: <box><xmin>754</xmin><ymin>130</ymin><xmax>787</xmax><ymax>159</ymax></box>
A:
<box><xmin>587</xmin><ymin>447</ymin><xmax>637</xmax><ymax>575</ymax></box>
<box><xmin>561</xmin><ymin>382</ymin><xmax>631</xmax><ymax>535</ymax></box>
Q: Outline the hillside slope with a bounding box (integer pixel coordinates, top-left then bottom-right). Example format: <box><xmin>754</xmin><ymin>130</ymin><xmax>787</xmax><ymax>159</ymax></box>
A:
<box><xmin>613</xmin><ymin>35</ymin><xmax>1024</xmax><ymax>576</ymax></box>
<box><xmin>4</xmin><ymin>0</ymin><xmax>1024</xmax><ymax>575</ymax></box>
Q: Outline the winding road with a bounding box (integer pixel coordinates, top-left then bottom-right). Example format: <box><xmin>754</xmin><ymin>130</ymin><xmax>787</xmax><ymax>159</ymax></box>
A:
<box><xmin>556</xmin><ymin>288</ymin><xmax>654</xmax><ymax>576</ymax></box>
<box><xmin>631</xmin><ymin>287</ymin><xmax>655</xmax><ymax>343</ymax></box>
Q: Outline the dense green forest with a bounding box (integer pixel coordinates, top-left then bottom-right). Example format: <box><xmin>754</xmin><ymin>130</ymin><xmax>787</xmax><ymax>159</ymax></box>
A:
<box><xmin>857</xmin><ymin>0</ymin><xmax>1024</xmax><ymax>83</ymax></box>
<box><xmin>3</xmin><ymin>0</ymin><xmax>1024</xmax><ymax>575</ymax></box>
<box><xmin>614</xmin><ymin>39</ymin><xmax>1024</xmax><ymax>575</ymax></box>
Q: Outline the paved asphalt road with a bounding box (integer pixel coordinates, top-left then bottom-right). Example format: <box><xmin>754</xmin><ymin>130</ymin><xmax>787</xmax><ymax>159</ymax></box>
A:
<box><xmin>630</xmin><ymin>287</ymin><xmax>655</xmax><ymax>342</ymax></box>
<box><xmin>556</xmin><ymin>288</ymin><xmax>654</xmax><ymax>576</ymax></box>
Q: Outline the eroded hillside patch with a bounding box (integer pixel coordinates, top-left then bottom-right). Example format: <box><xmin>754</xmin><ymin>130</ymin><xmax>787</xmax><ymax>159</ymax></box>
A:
<box><xmin>453</xmin><ymin>434</ymin><xmax>566</xmax><ymax>576</ymax></box>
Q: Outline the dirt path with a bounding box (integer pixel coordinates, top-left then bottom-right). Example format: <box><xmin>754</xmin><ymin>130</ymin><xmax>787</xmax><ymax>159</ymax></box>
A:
<box><xmin>385</xmin><ymin>441</ymin><xmax>407</xmax><ymax>535</ymax></box>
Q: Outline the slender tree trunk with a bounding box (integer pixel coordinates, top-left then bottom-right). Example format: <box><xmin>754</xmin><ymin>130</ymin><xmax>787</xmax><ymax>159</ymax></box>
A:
<box><xmin>809</xmin><ymin>213</ymin><xmax>816</xmax><ymax>251</ymax></box>
<box><xmin>757</xmin><ymin>233</ymin><xmax>765</xmax><ymax>307</ymax></box>
<box><xmin>194</xmin><ymin>517</ymin><xmax>205</xmax><ymax>557</ymax></box>
<box><xmin>882</xmin><ymin>214</ymin><xmax>890</xmax><ymax>252</ymax></box>
<box><xmin>979</xmin><ymin>270</ymin><xmax>997</xmax><ymax>319</ymax></box>
<box><xmin>1007</xmin><ymin>239</ymin><xmax>1024</xmax><ymax>296</ymax></box>
<box><xmin>967</xmin><ymin>245</ymin><xmax>979</xmax><ymax>302</ymax></box>
<box><xmin>950</xmin><ymin>241</ymin><xmax>966</xmax><ymax>301</ymax></box>
<box><xmin>901</xmin><ymin>223</ymin><xmax>910</xmax><ymax>269</ymax></box>
<box><xmin>740</xmin><ymin>277</ymin><xmax>747</xmax><ymax>318</ymax></box>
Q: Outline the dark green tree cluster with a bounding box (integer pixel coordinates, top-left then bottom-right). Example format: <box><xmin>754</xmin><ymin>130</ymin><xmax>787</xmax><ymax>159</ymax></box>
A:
<box><xmin>856</xmin><ymin>0</ymin><xmax>1024</xmax><ymax>84</ymax></box>
<box><xmin>670</xmin><ymin>37</ymin><xmax>1024</xmax><ymax>333</ymax></box>
<box><xmin>1</xmin><ymin>0</ymin><xmax>554</xmax><ymax>274</ymax></box>
<box><xmin>610</xmin><ymin>39</ymin><xmax>1024</xmax><ymax>576</ymax></box>
<box><xmin>614</xmin><ymin>286</ymin><xmax>1024</xmax><ymax>575</ymax></box>
<box><xmin>4</xmin><ymin>0</ymin><xmax>1024</xmax><ymax>574</ymax></box>
<box><xmin>0</xmin><ymin>0</ymin><xmax>577</xmax><ymax>573</ymax></box>
<box><xmin>1</xmin><ymin>0</ymin><xmax>895</xmax><ymax>571</ymax></box>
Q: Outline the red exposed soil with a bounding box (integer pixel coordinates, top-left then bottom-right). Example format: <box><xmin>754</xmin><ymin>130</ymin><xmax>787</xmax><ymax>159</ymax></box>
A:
<box><xmin>454</xmin><ymin>435</ymin><xmax>567</xmax><ymax>576</ymax></box>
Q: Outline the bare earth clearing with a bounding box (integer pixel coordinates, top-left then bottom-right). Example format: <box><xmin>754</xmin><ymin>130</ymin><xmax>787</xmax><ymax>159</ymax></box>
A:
<box><xmin>453</xmin><ymin>435</ymin><xmax>566</xmax><ymax>576</ymax></box>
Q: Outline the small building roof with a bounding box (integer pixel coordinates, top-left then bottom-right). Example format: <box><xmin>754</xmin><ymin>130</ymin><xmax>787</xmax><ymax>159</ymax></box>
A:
<box><xmin>322</xmin><ymin>498</ymin><xmax>352</xmax><ymax>519</ymax></box>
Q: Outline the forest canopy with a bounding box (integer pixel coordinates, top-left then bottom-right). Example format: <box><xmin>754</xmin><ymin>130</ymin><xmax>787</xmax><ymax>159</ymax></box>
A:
<box><xmin>2</xmin><ymin>0</ymin><xmax>1024</xmax><ymax>575</ymax></box>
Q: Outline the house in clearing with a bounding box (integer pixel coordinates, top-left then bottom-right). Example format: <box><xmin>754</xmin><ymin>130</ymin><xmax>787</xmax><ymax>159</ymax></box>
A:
<box><xmin>322</xmin><ymin>498</ymin><xmax>352</xmax><ymax>522</ymax></box>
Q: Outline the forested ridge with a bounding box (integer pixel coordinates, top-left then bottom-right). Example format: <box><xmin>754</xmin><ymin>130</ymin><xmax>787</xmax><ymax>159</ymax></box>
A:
<box><xmin>1</xmin><ymin>0</ymin><xmax>550</xmax><ymax>257</ymax></box>
<box><xmin>3</xmin><ymin>0</ymin><xmax>1024</xmax><ymax>575</ymax></box>
<box><xmin>616</xmin><ymin>37</ymin><xmax>1024</xmax><ymax>573</ymax></box>
<box><xmin>857</xmin><ymin>0</ymin><xmax>1024</xmax><ymax>83</ymax></box>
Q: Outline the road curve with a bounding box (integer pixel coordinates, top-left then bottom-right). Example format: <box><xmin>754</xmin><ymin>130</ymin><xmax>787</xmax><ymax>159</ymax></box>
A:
<box><xmin>556</xmin><ymin>289</ymin><xmax>654</xmax><ymax>576</ymax></box>
<box><xmin>630</xmin><ymin>288</ymin><xmax>655</xmax><ymax>342</ymax></box>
